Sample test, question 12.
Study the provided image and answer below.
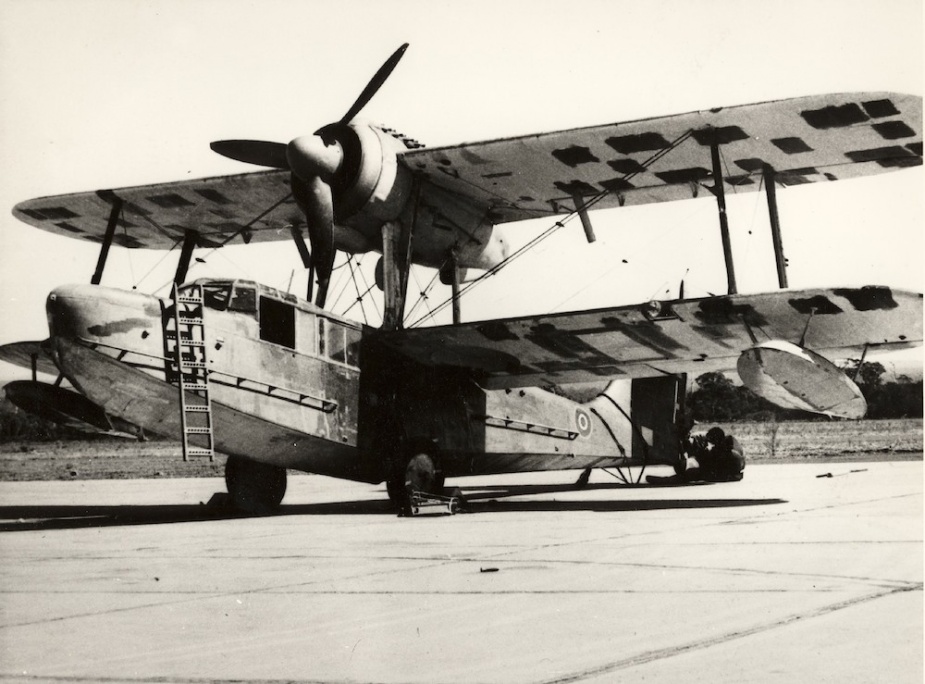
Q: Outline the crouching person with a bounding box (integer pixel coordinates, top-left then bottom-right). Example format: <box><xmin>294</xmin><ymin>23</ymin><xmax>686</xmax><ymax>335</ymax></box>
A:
<box><xmin>649</xmin><ymin>426</ymin><xmax>745</xmax><ymax>485</ymax></box>
<box><xmin>691</xmin><ymin>427</ymin><xmax>745</xmax><ymax>482</ymax></box>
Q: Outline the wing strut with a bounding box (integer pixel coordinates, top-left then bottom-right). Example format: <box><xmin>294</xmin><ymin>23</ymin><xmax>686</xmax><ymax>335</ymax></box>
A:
<box><xmin>763</xmin><ymin>167</ymin><xmax>789</xmax><ymax>289</ymax></box>
<box><xmin>449</xmin><ymin>251</ymin><xmax>462</xmax><ymax>324</ymax></box>
<box><xmin>382</xmin><ymin>177</ymin><xmax>421</xmax><ymax>330</ymax></box>
<box><xmin>174</xmin><ymin>231</ymin><xmax>198</xmax><ymax>285</ymax></box>
<box><xmin>90</xmin><ymin>194</ymin><xmax>123</xmax><ymax>285</ymax></box>
<box><xmin>571</xmin><ymin>194</ymin><xmax>597</xmax><ymax>243</ymax></box>
<box><xmin>290</xmin><ymin>226</ymin><xmax>315</xmax><ymax>301</ymax></box>
<box><xmin>708</xmin><ymin>135</ymin><xmax>737</xmax><ymax>295</ymax></box>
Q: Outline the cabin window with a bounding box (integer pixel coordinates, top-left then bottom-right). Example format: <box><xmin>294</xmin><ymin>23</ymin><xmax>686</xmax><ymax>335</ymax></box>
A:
<box><xmin>345</xmin><ymin>327</ymin><xmax>361</xmax><ymax>367</ymax></box>
<box><xmin>317</xmin><ymin>318</ymin><xmax>361</xmax><ymax>367</ymax></box>
<box><xmin>325</xmin><ymin>320</ymin><xmax>347</xmax><ymax>364</ymax></box>
<box><xmin>202</xmin><ymin>283</ymin><xmax>232</xmax><ymax>311</ymax></box>
<box><xmin>259</xmin><ymin>296</ymin><xmax>295</xmax><ymax>348</ymax></box>
<box><xmin>229</xmin><ymin>284</ymin><xmax>257</xmax><ymax>313</ymax></box>
<box><xmin>296</xmin><ymin>310</ymin><xmax>316</xmax><ymax>355</ymax></box>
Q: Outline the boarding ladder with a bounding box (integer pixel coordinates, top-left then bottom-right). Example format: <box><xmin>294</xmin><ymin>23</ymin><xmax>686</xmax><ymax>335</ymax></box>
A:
<box><xmin>170</xmin><ymin>283</ymin><xmax>215</xmax><ymax>461</ymax></box>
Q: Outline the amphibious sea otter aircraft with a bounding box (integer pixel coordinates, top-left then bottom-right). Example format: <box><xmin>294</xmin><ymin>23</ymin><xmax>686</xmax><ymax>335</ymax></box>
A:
<box><xmin>2</xmin><ymin>45</ymin><xmax>922</xmax><ymax>512</ymax></box>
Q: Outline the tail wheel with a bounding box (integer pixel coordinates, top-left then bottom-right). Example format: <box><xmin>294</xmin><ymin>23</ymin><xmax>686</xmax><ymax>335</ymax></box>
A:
<box><xmin>225</xmin><ymin>455</ymin><xmax>287</xmax><ymax>513</ymax></box>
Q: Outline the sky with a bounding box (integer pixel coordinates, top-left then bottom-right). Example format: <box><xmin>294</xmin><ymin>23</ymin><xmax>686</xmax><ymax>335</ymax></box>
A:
<box><xmin>0</xmin><ymin>0</ymin><xmax>922</xmax><ymax>380</ymax></box>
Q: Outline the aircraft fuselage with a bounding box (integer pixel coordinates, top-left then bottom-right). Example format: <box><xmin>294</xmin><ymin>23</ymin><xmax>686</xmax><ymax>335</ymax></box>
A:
<box><xmin>44</xmin><ymin>279</ymin><xmax>682</xmax><ymax>485</ymax></box>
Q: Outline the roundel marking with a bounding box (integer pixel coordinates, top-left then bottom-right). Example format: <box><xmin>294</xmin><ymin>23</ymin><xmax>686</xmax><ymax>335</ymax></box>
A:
<box><xmin>575</xmin><ymin>408</ymin><xmax>592</xmax><ymax>437</ymax></box>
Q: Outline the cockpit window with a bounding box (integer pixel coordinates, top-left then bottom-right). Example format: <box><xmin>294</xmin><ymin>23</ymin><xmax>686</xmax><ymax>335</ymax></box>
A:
<box><xmin>229</xmin><ymin>284</ymin><xmax>257</xmax><ymax>313</ymax></box>
<box><xmin>259</xmin><ymin>296</ymin><xmax>295</xmax><ymax>349</ymax></box>
<box><xmin>202</xmin><ymin>283</ymin><xmax>232</xmax><ymax>311</ymax></box>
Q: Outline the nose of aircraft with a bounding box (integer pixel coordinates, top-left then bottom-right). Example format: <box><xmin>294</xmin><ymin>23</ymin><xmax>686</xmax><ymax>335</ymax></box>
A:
<box><xmin>47</xmin><ymin>284</ymin><xmax>163</xmax><ymax>346</ymax></box>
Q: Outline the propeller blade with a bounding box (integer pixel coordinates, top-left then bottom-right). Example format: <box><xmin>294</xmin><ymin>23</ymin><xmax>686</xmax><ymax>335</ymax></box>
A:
<box><xmin>287</xmin><ymin>135</ymin><xmax>344</xmax><ymax>184</ymax></box>
<box><xmin>292</xmin><ymin>174</ymin><xmax>336</xmax><ymax>308</ymax></box>
<box><xmin>339</xmin><ymin>43</ymin><xmax>409</xmax><ymax>125</ymax></box>
<box><xmin>209</xmin><ymin>140</ymin><xmax>290</xmax><ymax>169</ymax></box>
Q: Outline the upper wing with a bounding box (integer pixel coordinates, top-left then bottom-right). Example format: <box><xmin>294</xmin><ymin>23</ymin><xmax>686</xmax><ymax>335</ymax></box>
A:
<box><xmin>13</xmin><ymin>170</ymin><xmax>303</xmax><ymax>249</ymax></box>
<box><xmin>13</xmin><ymin>93</ymin><xmax>921</xmax><ymax>247</ymax></box>
<box><xmin>401</xmin><ymin>92</ymin><xmax>923</xmax><ymax>223</ymax></box>
<box><xmin>375</xmin><ymin>287</ymin><xmax>922</xmax><ymax>389</ymax></box>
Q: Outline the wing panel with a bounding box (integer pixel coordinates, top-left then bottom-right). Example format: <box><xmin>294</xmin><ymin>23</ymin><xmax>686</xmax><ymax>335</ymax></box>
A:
<box><xmin>12</xmin><ymin>171</ymin><xmax>305</xmax><ymax>249</ymax></box>
<box><xmin>0</xmin><ymin>341</ymin><xmax>60</xmax><ymax>378</ymax></box>
<box><xmin>401</xmin><ymin>93</ymin><xmax>923</xmax><ymax>223</ymax></box>
<box><xmin>377</xmin><ymin>287</ymin><xmax>922</xmax><ymax>388</ymax></box>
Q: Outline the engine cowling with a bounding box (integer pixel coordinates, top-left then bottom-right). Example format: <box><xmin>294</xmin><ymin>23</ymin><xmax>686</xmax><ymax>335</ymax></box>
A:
<box><xmin>322</xmin><ymin>121</ymin><xmax>414</xmax><ymax>232</ymax></box>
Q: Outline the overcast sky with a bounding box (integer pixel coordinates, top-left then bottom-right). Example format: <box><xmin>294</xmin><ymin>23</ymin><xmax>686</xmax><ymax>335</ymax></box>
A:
<box><xmin>1</xmin><ymin>0</ymin><xmax>921</xmax><ymax>378</ymax></box>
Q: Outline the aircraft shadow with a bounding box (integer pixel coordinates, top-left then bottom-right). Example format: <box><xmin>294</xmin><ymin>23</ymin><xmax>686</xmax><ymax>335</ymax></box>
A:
<box><xmin>452</xmin><ymin>480</ymin><xmax>785</xmax><ymax>513</ymax></box>
<box><xmin>0</xmin><ymin>480</ymin><xmax>784</xmax><ymax>531</ymax></box>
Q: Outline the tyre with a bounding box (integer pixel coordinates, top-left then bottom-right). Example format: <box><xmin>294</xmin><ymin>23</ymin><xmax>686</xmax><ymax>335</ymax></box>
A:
<box><xmin>224</xmin><ymin>455</ymin><xmax>287</xmax><ymax>513</ymax></box>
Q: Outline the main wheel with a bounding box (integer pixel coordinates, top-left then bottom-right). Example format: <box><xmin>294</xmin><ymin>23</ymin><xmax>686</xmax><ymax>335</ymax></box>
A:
<box><xmin>404</xmin><ymin>452</ymin><xmax>438</xmax><ymax>494</ymax></box>
<box><xmin>386</xmin><ymin>451</ymin><xmax>442</xmax><ymax>512</ymax></box>
<box><xmin>225</xmin><ymin>455</ymin><xmax>287</xmax><ymax>513</ymax></box>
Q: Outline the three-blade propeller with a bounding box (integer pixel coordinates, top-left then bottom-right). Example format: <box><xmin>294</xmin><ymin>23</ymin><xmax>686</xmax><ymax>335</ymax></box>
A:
<box><xmin>210</xmin><ymin>43</ymin><xmax>409</xmax><ymax>308</ymax></box>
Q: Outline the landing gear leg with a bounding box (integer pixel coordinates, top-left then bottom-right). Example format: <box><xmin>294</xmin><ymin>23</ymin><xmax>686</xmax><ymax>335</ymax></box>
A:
<box><xmin>574</xmin><ymin>468</ymin><xmax>592</xmax><ymax>489</ymax></box>
<box><xmin>224</xmin><ymin>455</ymin><xmax>287</xmax><ymax>513</ymax></box>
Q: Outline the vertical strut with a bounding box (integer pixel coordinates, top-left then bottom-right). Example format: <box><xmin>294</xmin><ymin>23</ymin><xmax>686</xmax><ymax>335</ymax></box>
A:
<box><xmin>381</xmin><ymin>179</ymin><xmax>420</xmax><ymax>331</ymax></box>
<box><xmin>449</xmin><ymin>251</ymin><xmax>461</xmax><ymax>325</ymax></box>
<box><xmin>290</xmin><ymin>226</ymin><xmax>315</xmax><ymax>301</ymax></box>
<box><xmin>174</xmin><ymin>231</ymin><xmax>198</xmax><ymax>286</ymax></box>
<box><xmin>91</xmin><ymin>197</ymin><xmax>123</xmax><ymax>285</ymax></box>
<box><xmin>381</xmin><ymin>222</ymin><xmax>401</xmax><ymax>330</ymax></box>
<box><xmin>763</xmin><ymin>166</ymin><xmax>789</xmax><ymax>289</ymax></box>
<box><xmin>709</xmin><ymin>138</ymin><xmax>737</xmax><ymax>295</ymax></box>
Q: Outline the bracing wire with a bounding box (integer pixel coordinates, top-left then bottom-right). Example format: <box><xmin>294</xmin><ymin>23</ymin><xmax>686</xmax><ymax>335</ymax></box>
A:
<box><xmin>407</xmin><ymin>129</ymin><xmax>696</xmax><ymax>327</ymax></box>
<box><xmin>344</xmin><ymin>256</ymin><xmax>369</xmax><ymax>325</ymax></box>
<box><xmin>406</xmin><ymin>266</ymin><xmax>438</xmax><ymax>325</ymax></box>
<box><xmin>404</xmin><ymin>262</ymin><xmax>444</xmax><ymax>325</ymax></box>
<box><xmin>351</xmin><ymin>256</ymin><xmax>381</xmax><ymax>320</ymax></box>
<box><xmin>134</xmin><ymin>237</ymin><xmax>183</xmax><ymax>291</ymax></box>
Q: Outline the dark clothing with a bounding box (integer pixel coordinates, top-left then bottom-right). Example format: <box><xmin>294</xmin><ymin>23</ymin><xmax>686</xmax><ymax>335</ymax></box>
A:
<box><xmin>689</xmin><ymin>435</ymin><xmax>745</xmax><ymax>481</ymax></box>
<box><xmin>648</xmin><ymin>430</ymin><xmax>745</xmax><ymax>486</ymax></box>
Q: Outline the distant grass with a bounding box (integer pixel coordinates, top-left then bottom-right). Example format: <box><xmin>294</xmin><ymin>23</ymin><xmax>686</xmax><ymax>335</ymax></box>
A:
<box><xmin>709</xmin><ymin>418</ymin><xmax>922</xmax><ymax>461</ymax></box>
<box><xmin>0</xmin><ymin>418</ymin><xmax>920</xmax><ymax>481</ymax></box>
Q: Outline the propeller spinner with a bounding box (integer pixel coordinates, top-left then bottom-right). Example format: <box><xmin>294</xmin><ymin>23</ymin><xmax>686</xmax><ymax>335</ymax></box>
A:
<box><xmin>210</xmin><ymin>43</ymin><xmax>409</xmax><ymax>308</ymax></box>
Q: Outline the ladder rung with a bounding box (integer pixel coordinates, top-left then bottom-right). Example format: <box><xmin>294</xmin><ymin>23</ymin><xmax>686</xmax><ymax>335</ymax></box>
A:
<box><xmin>185</xmin><ymin>427</ymin><xmax>213</xmax><ymax>434</ymax></box>
<box><xmin>181</xmin><ymin>383</ymin><xmax>208</xmax><ymax>391</ymax></box>
<box><xmin>177</xmin><ymin>296</ymin><xmax>203</xmax><ymax>304</ymax></box>
<box><xmin>179</xmin><ymin>361</ymin><xmax>207</xmax><ymax>369</ymax></box>
<box><xmin>179</xmin><ymin>340</ymin><xmax>205</xmax><ymax>347</ymax></box>
<box><xmin>184</xmin><ymin>448</ymin><xmax>214</xmax><ymax>457</ymax></box>
<box><xmin>183</xmin><ymin>405</ymin><xmax>211</xmax><ymax>412</ymax></box>
<box><xmin>178</xmin><ymin>317</ymin><xmax>204</xmax><ymax>325</ymax></box>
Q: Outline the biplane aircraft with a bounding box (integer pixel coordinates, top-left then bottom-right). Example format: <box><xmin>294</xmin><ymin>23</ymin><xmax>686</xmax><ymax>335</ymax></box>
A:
<box><xmin>2</xmin><ymin>44</ymin><xmax>922</xmax><ymax>512</ymax></box>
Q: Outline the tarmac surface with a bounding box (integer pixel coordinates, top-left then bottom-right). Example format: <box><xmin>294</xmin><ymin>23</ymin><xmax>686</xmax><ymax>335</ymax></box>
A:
<box><xmin>0</xmin><ymin>460</ymin><xmax>921</xmax><ymax>684</ymax></box>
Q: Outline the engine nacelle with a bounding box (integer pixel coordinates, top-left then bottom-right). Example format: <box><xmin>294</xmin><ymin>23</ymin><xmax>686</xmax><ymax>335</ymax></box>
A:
<box><xmin>737</xmin><ymin>340</ymin><xmax>867</xmax><ymax>418</ymax></box>
<box><xmin>328</xmin><ymin>122</ymin><xmax>510</xmax><ymax>273</ymax></box>
<box><xmin>327</xmin><ymin>121</ymin><xmax>414</xmax><ymax>230</ymax></box>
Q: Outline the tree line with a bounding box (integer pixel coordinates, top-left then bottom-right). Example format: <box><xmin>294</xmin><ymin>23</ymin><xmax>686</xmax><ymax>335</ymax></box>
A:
<box><xmin>687</xmin><ymin>360</ymin><xmax>922</xmax><ymax>422</ymax></box>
